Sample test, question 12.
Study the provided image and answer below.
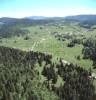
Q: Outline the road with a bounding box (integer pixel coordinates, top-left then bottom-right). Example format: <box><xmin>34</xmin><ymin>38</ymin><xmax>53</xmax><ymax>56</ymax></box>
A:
<box><xmin>31</xmin><ymin>38</ymin><xmax>46</xmax><ymax>51</ymax></box>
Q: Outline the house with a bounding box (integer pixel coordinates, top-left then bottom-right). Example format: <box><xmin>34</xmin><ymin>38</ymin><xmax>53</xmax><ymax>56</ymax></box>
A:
<box><xmin>61</xmin><ymin>59</ymin><xmax>70</xmax><ymax>65</ymax></box>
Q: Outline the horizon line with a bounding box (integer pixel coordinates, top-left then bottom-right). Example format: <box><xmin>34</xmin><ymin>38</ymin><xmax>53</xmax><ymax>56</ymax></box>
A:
<box><xmin>0</xmin><ymin>14</ymin><xmax>96</xmax><ymax>19</ymax></box>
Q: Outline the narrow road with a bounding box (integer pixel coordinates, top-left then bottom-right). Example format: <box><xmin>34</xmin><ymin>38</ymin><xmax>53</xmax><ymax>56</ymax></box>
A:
<box><xmin>31</xmin><ymin>38</ymin><xmax>46</xmax><ymax>51</ymax></box>
<box><xmin>31</xmin><ymin>42</ymin><xmax>37</xmax><ymax>51</ymax></box>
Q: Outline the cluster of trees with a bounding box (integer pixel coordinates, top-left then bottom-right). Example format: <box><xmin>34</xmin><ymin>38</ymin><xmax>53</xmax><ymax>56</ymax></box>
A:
<box><xmin>24</xmin><ymin>35</ymin><xmax>30</xmax><ymax>40</ymax></box>
<box><xmin>53</xmin><ymin>32</ymin><xmax>83</xmax><ymax>48</ymax></box>
<box><xmin>71</xmin><ymin>38</ymin><xmax>82</xmax><ymax>44</ymax></box>
<box><xmin>67</xmin><ymin>41</ymin><xmax>75</xmax><ymax>47</ymax></box>
<box><xmin>57</xmin><ymin>63</ymin><xmax>95</xmax><ymax>100</ymax></box>
<box><xmin>67</xmin><ymin>38</ymin><xmax>83</xmax><ymax>48</ymax></box>
<box><xmin>0</xmin><ymin>46</ymin><xmax>52</xmax><ymax>69</ymax></box>
<box><xmin>0</xmin><ymin>25</ymin><xmax>29</xmax><ymax>38</ymax></box>
<box><xmin>42</xmin><ymin>63</ymin><xmax>58</xmax><ymax>85</ymax></box>
<box><xmin>0</xmin><ymin>46</ymin><xmax>96</xmax><ymax>100</ymax></box>
<box><xmin>0</xmin><ymin>46</ymin><xmax>58</xmax><ymax>100</ymax></box>
<box><xmin>42</xmin><ymin>58</ymin><xmax>96</xmax><ymax>100</ymax></box>
<box><xmin>54</xmin><ymin>33</ymin><xmax>73</xmax><ymax>41</ymax></box>
<box><xmin>82</xmin><ymin>38</ymin><xmax>96</xmax><ymax>68</ymax></box>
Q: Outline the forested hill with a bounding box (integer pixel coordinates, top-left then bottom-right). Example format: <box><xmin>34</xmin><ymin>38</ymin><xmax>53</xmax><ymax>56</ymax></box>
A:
<box><xmin>0</xmin><ymin>25</ymin><xmax>30</xmax><ymax>38</ymax></box>
<box><xmin>0</xmin><ymin>17</ymin><xmax>56</xmax><ymax>26</ymax></box>
<box><xmin>0</xmin><ymin>17</ymin><xmax>18</xmax><ymax>24</ymax></box>
<box><xmin>64</xmin><ymin>15</ymin><xmax>96</xmax><ymax>22</ymax></box>
<box><xmin>64</xmin><ymin>15</ymin><xmax>96</xmax><ymax>27</ymax></box>
<box><xmin>0</xmin><ymin>46</ymin><xmax>96</xmax><ymax>100</ymax></box>
<box><xmin>0</xmin><ymin>46</ymin><xmax>58</xmax><ymax>100</ymax></box>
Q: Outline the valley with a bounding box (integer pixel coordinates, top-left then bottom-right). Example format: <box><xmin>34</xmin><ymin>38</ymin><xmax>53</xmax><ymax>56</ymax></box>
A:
<box><xmin>0</xmin><ymin>15</ymin><xmax>96</xmax><ymax>100</ymax></box>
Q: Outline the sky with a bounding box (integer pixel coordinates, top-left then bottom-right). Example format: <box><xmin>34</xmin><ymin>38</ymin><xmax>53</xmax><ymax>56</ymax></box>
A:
<box><xmin>0</xmin><ymin>0</ymin><xmax>96</xmax><ymax>18</ymax></box>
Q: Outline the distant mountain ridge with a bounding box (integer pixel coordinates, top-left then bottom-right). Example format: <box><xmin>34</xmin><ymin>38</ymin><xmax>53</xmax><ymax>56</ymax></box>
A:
<box><xmin>0</xmin><ymin>15</ymin><xmax>96</xmax><ymax>26</ymax></box>
<box><xmin>0</xmin><ymin>17</ymin><xmax>18</xmax><ymax>24</ymax></box>
<box><xmin>25</xmin><ymin>16</ymin><xmax>49</xmax><ymax>20</ymax></box>
<box><xmin>64</xmin><ymin>15</ymin><xmax>96</xmax><ymax>25</ymax></box>
<box><xmin>64</xmin><ymin>15</ymin><xmax>96</xmax><ymax>21</ymax></box>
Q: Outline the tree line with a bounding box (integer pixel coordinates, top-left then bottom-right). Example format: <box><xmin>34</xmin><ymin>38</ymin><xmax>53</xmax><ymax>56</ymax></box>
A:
<box><xmin>82</xmin><ymin>38</ymin><xmax>96</xmax><ymax>68</ymax></box>
<box><xmin>0</xmin><ymin>25</ymin><xmax>29</xmax><ymax>38</ymax></box>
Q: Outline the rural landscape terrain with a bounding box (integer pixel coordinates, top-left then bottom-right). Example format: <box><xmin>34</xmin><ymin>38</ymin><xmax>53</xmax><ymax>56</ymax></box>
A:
<box><xmin>0</xmin><ymin>15</ymin><xmax>96</xmax><ymax>100</ymax></box>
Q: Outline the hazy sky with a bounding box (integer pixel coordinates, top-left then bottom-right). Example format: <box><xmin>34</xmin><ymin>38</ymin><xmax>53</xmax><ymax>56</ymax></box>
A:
<box><xmin>0</xmin><ymin>0</ymin><xmax>96</xmax><ymax>18</ymax></box>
